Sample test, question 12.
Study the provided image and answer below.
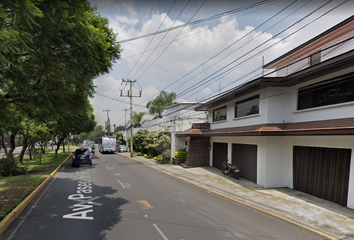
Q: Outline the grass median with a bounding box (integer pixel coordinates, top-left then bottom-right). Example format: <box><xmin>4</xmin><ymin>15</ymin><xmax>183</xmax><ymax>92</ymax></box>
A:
<box><xmin>0</xmin><ymin>149</ymin><xmax>72</xmax><ymax>221</ymax></box>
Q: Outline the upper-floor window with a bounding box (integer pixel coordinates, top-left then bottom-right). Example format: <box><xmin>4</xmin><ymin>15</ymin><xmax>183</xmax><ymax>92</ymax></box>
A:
<box><xmin>235</xmin><ymin>95</ymin><xmax>259</xmax><ymax>118</ymax></box>
<box><xmin>298</xmin><ymin>74</ymin><xmax>354</xmax><ymax>110</ymax></box>
<box><xmin>213</xmin><ymin>106</ymin><xmax>227</xmax><ymax>122</ymax></box>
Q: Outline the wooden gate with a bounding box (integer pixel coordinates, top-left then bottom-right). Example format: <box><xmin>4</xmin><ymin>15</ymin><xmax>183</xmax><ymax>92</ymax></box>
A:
<box><xmin>293</xmin><ymin>146</ymin><xmax>351</xmax><ymax>206</ymax></box>
<box><xmin>212</xmin><ymin>142</ymin><xmax>228</xmax><ymax>170</ymax></box>
<box><xmin>232</xmin><ymin>144</ymin><xmax>257</xmax><ymax>183</ymax></box>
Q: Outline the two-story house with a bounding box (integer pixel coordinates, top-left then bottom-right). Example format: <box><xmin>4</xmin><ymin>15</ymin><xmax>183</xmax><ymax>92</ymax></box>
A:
<box><xmin>178</xmin><ymin>15</ymin><xmax>354</xmax><ymax>209</ymax></box>
<box><xmin>140</xmin><ymin>102</ymin><xmax>207</xmax><ymax>156</ymax></box>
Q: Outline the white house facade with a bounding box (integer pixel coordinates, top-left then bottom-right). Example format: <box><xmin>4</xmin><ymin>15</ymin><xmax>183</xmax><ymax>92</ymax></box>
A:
<box><xmin>140</xmin><ymin>102</ymin><xmax>207</xmax><ymax>157</ymax></box>
<box><xmin>178</xmin><ymin>15</ymin><xmax>354</xmax><ymax>209</ymax></box>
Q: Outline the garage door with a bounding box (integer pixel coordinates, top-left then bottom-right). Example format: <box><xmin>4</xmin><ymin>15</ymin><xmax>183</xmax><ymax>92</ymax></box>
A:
<box><xmin>293</xmin><ymin>146</ymin><xmax>351</xmax><ymax>206</ymax></box>
<box><xmin>232</xmin><ymin>144</ymin><xmax>257</xmax><ymax>183</ymax></box>
<box><xmin>212</xmin><ymin>142</ymin><xmax>228</xmax><ymax>170</ymax></box>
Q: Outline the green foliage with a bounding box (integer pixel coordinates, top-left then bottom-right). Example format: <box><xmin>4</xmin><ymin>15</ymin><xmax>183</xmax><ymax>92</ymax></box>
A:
<box><xmin>132</xmin><ymin>112</ymin><xmax>146</xmax><ymax>127</ymax></box>
<box><xmin>175</xmin><ymin>151</ymin><xmax>187</xmax><ymax>159</ymax></box>
<box><xmin>0</xmin><ymin>158</ymin><xmax>27</xmax><ymax>177</ymax></box>
<box><xmin>133</xmin><ymin>129</ymin><xmax>149</xmax><ymax>153</ymax></box>
<box><xmin>146</xmin><ymin>91</ymin><xmax>177</xmax><ymax>118</ymax></box>
<box><xmin>114</xmin><ymin>132</ymin><xmax>123</xmax><ymax>146</ymax></box>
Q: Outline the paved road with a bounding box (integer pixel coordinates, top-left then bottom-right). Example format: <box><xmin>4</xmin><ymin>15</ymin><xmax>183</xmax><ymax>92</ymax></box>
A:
<box><xmin>1</xmin><ymin>152</ymin><xmax>330</xmax><ymax>240</ymax></box>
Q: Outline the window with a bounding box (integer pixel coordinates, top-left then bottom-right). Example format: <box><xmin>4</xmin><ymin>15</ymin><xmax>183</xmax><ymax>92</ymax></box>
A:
<box><xmin>213</xmin><ymin>106</ymin><xmax>227</xmax><ymax>122</ymax></box>
<box><xmin>298</xmin><ymin>74</ymin><xmax>354</xmax><ymax>110</ymax></box>
<box><xmin>235</xmin><ymin>95</ymin><xmax>259</xmax><ymax>118</ymax></box>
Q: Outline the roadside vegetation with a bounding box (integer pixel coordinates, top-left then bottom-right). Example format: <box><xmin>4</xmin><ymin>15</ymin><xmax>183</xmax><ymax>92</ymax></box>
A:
<box><xmin>1</xmin><ymin>0</ymin><xmax>122</xmax><ymax>175</ymax></box>
<box><xmin>0</xmin><ymin>150</ymin><xmax>71</xmax><ymax>221</ymax></box>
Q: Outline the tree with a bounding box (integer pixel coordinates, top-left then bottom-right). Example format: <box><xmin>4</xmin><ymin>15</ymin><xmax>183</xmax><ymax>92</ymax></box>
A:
<box><xmin>132</xmin><ymin>112</ymin><xmax>146</xmax><ymax>127</ymax></box>
<box><xmin>115</xmin><ymin>125</ymin><xmax>125</xmax><ymax>132</ymax></box>
<box><xmin>114</xmin><ymin>132</ymin><xmax>123</xmax><ymax>146</ymax></box>
<box><xmin>51</xmin><ymin>102</ymin><xmax>96</xmax><ymax>158</ymax></box>
<box><xmin>1</xmin><ymin>0</ymin><xmax>122</xmax><ymax>120</ymax></box>
<box><xmin>132</xmin><ymin>129</ymin><xmax>149</xmax><ymax>153</ymax></box>
<box><xmin>92</xmin><ymin>125</ymin><xmax>106</xmax><ymax>143</ymax></box>
<box><xmin>146</xmin><ymin>91</ymin><xmax>177</xmax><ymax>118</ymax></box>
<box><xmin>105</xmin><ymin>117</ymin><xmax>111</xmax><ymax>136</ymax></box>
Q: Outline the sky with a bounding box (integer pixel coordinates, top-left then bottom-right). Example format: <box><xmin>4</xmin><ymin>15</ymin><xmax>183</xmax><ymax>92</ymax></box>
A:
<box><xmin>88</xmin><ymin>0</ymin><xmax>354</xmax><ymax>128</ymax></box>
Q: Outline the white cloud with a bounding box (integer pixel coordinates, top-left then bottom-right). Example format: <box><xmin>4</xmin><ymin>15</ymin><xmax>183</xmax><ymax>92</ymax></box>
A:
<box><xmin>115</xmin><ymin>16</ymin><xmax>139</xmax><ymax>25</ymax></box>
<box><xmin>90</xmin><ymin>0</ymin><xmax>353</xmax><ymax>126</ymax></box>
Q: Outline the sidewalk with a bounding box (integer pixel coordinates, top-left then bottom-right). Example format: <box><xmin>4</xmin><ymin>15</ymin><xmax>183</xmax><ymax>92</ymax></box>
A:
<box><xmin>121</xmin><ymin>152</ymin><xmax>354</xmax><ymax>240</ymax></box>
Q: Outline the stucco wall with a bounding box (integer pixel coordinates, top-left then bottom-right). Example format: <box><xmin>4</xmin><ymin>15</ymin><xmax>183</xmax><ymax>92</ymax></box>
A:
<box><xmin>210</xmin><ymin>135</ymin><xmax>354</xmax><ymax>209</ymax></box>
<box><xmin>208</xmin><ymin>66</ymin><xmax>354</xmax><ymax>129</ymax></box>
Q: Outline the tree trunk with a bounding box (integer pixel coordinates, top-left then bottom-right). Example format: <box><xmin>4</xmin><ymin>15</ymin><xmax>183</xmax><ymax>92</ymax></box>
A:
<box><xmin>7</xmin><ymin>131</ymin><xmax>17</xmax><ymax>159</ymax></box>
<box><xmin>18</xmin><ymin>135</ymin><xmax>29</xmax><ymax>164</ymax></box>
<box><xmin>1</xmin><ymin>131</ymin><xmax>8</xmax><ymax>157</ymax></box>
<box><xmin>54</xmin><ymin>136</ymin><xmax>66</xmax><ymax>158</ymax></box>
<box><xmin>62</xmin><ymin>141</ymin><xmax>65</xmax><ymax>153</ymax></box>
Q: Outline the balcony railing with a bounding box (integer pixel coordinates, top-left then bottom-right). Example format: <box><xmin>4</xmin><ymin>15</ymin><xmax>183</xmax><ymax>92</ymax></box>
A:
<box><xmin>273</xmin><ymin>36</ymin><xmax>354</xmax><ymax>77</ymax></box>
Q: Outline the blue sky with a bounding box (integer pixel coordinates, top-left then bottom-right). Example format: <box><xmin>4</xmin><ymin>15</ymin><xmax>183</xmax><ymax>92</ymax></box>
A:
<box><xmin>88</xmin><ymin>0</ymin><xmax>354</xmax><ymax>127</ymax></box>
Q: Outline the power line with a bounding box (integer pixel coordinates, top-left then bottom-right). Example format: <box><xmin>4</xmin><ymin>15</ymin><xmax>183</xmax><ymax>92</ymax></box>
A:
<box><xmin>135</xmin><ymin>0</ymin><xmax>207</xmax><ymax>81</ymax></box>
<box><xmin>125</xmin><ymin>0</ymin><xmax>177</xmax><ymax>81</ymax></box>
<box><xmin>134</xmin><ymin>0</ymin><xmax>285</xmax><ymax>106</ymax></box>
<box><xmin>117</xmin><ymin>0</ymin><xmax>278</xmax><ymax>43</ymax></box>
<box><xmin>176</xmin><ymin>0</ymin><xmax>336</xmax><ymax>99</ymax></box>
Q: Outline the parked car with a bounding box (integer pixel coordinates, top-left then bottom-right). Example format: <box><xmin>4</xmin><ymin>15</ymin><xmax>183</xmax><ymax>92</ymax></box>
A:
<box><xmin>118</xmin><ymin>145</ymin><xmax>128</xmax><ymax>153</ymax></box>
<box><xmin>72</xmin><ymin>148</ymin><xmax>92</xmax><ymax>167</ymax></box>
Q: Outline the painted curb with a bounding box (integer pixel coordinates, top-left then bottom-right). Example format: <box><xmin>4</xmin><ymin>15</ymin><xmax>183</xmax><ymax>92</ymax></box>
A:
<box><xmin>120</xmin><ymin>153</ymin><xmax>339</xmax><ymax>240</ymax></box>
<box><xmin>0</xmin><ymin>153</ymin><xmax>72</xmax><ymax>237</ymax></box>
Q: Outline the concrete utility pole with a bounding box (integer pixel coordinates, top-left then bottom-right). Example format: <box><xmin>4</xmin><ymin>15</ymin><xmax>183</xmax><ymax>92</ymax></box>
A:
<box><xmin>121</xmin><ymin>79</ymin><xmax>141</xmax><ymax>157</ymax></box>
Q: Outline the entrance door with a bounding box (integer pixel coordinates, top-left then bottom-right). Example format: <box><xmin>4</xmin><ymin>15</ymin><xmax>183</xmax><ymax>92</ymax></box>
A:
<box><xmin>293</xmin><ymin>146</ymin><xmax>351</xmax><ymax>206</ymax></box>
<box><xmin>232</xmin><ymin>144</ymin><xmax>257</xmax><ymax>183</ymax></box>
<box><xmin>212</xmin><ymin>142</ymin><xmax>227</xmax><ymax>170</ymax></box>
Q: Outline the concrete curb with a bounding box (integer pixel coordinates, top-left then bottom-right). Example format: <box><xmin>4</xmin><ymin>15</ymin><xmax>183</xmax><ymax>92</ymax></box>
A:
<box><xmin>0</xmin><ymin>153</ymin><xmax>72</xmax><ymax>236</ymax></box>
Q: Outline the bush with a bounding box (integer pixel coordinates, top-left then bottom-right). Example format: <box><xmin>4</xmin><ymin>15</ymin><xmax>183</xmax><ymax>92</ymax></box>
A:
<box><xmin>156</xmin><ymin>155</ymin><xmax>163</xmax><ymax>161</ymax></box>
<box><xmin>175</xmin><ymin>151</ymin><xmax>187</xmax><ymax>159</ymax></box>
<box><xmin>0</xmin><ymin>158</ymin><xmax>27</xmax><ymax>177</ymax></box>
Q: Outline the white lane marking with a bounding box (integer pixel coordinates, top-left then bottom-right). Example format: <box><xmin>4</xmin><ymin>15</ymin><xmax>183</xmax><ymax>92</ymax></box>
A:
<box><xmin>153</xmin><ymin>224</ymin><xmax>169</xmax><ymax>240</ymax></box>
<box><xmin>118</xmin><ymin>179</ymin><xmax>125</xmax><ymax>189</ymax></box>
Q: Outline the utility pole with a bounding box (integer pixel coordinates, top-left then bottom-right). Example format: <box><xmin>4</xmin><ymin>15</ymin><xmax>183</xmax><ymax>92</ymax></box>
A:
<box><xmin>103</xmin><ymin>109</ymin><xmax>110</xmax><ymax>135</ymax></box>
<box><xmin>121</xmin><ymin>79</ymin><xmax>142</xmax><ymax>157</ymax></box>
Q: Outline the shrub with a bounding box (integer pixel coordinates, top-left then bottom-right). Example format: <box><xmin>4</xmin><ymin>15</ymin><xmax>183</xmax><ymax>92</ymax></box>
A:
<box><xmin>175</xmin><ymin>151</ymin><xmax>187</xmax><ymax>159</ymax></box>
<box><xmin>0</xmin><ymin>158</ymin><xmax>27</xmax><ymax>177</ymax></box>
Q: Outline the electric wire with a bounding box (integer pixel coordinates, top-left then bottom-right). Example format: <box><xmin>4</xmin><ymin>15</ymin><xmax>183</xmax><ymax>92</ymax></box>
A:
<box><xmin>134</xmin><ymin>0</ymin><xmax>207</xmax><ymax>81</ymax></box>
<box><xmin>117</xmin><ymin>0</ymin><xmax>278</xmax><ymax>43</ymax></box>
<box><xmin>107</xmin><ymin>1</ymin><xmax>177</xmax><ymax>110</ymax></box>
<box><xmin>138</xmin><ymin>33</ymin><xmax>354</xmax><ymax>128</ymax></box>
<box><xmin>176</xmin><ymin>0</ymin><xmax>336</xmax><ymax>99</ymax></box>
<box><xmin>134</xmin><ymin>0</ymin><xmax>286</xmax><ymax>105</ymax></box>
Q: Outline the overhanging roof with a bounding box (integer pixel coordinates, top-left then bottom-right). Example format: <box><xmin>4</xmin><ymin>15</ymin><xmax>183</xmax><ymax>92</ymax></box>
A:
<box><xmin>195</xmin><ymin>49</ymin><xmax>354</xmax><ymax>111</ymax></box>
<box><xmin>177</xmin><ymin>118</ymin><xmax>354</xmax><ymax>137</ymax></box>
<box><xmin>264</xmin><ymin>15</ymin><xmax>354</xmax><ymax>69</ymax></box>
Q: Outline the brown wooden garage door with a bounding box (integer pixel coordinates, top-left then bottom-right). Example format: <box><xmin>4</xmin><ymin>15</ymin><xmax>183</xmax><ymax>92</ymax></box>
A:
<box><xmin>232</xmin><ymin>144</ymin><xmax>257</xmax><ymax>183</ymax></box>
<box><xmin>212</xmin><ymin>142</ymin><xmax>228</xmax><ymax>170</ymax></box>
<box><xmin>293</xmin><ymin>146</ymin><xmax>351</xmax><ymax>206</ymax></box>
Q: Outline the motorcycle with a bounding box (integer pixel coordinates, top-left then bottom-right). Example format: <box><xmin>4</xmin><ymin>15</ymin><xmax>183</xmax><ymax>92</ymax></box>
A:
<box><xmin>91</xmin><ymin>147</ymin><xmax>95</xmax><ymax>155</ymax></box>
<box><xmin>222</xmin><ymin>160</ymin><xmax>240</xmax><ymax>179</ymax></box>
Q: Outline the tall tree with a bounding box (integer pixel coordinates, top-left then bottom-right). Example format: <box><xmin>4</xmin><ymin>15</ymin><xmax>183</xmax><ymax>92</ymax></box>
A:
<box><xmin>146</xmin><ymin>91</ymin><xmax>177</xmax><ymax>118</ymax></box>
<box><xmin>1</xmin><ymin>0</ymin><xmax>122</xmax><ymax>119</ymax></box>
<box><xmin>132</xmin><ymin>112</ymin><xmax>146</xmax><ymax>127</ymax></box>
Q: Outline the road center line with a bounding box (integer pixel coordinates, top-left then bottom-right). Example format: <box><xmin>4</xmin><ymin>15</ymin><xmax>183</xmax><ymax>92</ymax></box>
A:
<box><xmin>117</xmin><ymin>180</ymin><xmax>125</xmax><ymax>189</ymax></box>
<box><xmin>153</xmin><ymin>224</ymin><xmax>169</xmax><ymax>240</ymax></box>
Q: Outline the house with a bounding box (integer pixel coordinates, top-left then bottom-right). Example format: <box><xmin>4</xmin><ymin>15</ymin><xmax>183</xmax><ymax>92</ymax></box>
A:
<box><xmin>178</xmin><ymin>15</ymin><xmax>354</xmax><ymax>209</ymax></box>
<box><xmin>139</xmin><ymin>102</ymin><xmax>207</xmax><ymax>156</ymax></box>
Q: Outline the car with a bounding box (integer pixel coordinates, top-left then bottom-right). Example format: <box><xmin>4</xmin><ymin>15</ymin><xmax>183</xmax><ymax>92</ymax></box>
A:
<box><xmin>72</xmin><ymin>148</ymin><xmax>92</xmax><ymax>167</ymax></box>
<box><xmin>118</xmin><ymin>145</ymin><xmax>128</xmax><ymax>153</ymax></box>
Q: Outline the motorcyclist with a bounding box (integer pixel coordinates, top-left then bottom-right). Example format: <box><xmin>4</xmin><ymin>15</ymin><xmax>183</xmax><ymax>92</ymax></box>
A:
<box><xmin>91</xmin><ymin>145</ymin><xmax>95</xmax><ymax>154</ymax></box>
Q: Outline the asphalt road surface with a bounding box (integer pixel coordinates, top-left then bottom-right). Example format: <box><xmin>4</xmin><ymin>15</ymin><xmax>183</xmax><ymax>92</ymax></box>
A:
<box><xmin>1</xmin><ymin>151</ymin><xmax>330</xmax><ymax>240</ymax></box>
